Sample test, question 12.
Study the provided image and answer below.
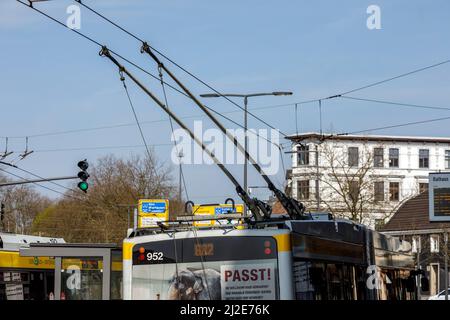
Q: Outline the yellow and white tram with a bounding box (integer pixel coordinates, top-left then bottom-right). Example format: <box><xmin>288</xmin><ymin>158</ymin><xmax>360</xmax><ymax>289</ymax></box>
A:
<box><xmin>0</xmin><ymin>233</ymin><xmax>64</xmax><ymax>300</ymax></box>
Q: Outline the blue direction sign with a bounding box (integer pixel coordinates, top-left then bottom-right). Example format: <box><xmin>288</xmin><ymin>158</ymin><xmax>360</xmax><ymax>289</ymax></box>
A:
<box><xmin>214</xmin><ymin>206</ymin><xmax>236</xmax><ymax>215</ymax></box>
<box><xmin>141</xmin><ymin>201</ymin><xmax>167</xmax><ymax>213</ymax></box>
<box><xmin>138</xmin><ymin>199</ymin><xmax>169</xmax><ymax>228</ymax></box>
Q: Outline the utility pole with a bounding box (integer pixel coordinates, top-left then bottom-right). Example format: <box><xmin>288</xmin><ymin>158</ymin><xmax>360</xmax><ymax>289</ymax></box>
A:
<box><xmin>244</xmin><ymin>96</ymin><xmax>248</xmax><ymax>216</ymax></box>
<box><xmin>417</xmin><ymin>245</ymin><xmax>422</xmax><ymax>300</ymax></box>
<box><xmin>200</xmin><ymin>91</ymin><xmax>292</xmax><ymax>215</ymax></box>
<box><xmin>178</xmin><ymin>151</ymin><xmax>184</xmax><ymax>202</ymax></box>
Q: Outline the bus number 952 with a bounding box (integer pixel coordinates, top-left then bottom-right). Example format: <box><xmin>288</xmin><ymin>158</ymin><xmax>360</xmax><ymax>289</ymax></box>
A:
<box><xmin>146</xmin><ymin>252</ymin><xmax>163</xmax><ymax>261</ymax></box>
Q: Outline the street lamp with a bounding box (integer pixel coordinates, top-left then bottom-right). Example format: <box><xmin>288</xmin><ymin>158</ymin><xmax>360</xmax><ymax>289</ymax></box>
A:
<box><xmin>200</xmin><ymin>91</ymin><xmax>293</xmax><ymax>215</ymax></box>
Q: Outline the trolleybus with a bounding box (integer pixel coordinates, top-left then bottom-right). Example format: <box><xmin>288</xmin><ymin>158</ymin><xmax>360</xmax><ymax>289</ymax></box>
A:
<box><xmin>122</xmin><ymin>216</ymin><xmax>417</xmax><ymax>300</ymax></box>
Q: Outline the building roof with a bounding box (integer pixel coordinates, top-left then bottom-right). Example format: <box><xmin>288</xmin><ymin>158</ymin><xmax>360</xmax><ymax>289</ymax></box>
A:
<box><xmin>285</xmin><ymin>132</ymin><xmax>450</xmax><ymax>144</ymax></box>
<box><xmin>271</xmin><ymin>200</ymin><xmax>287</xmax><ymax>215</ymax></box>
<box><xmin>381</xmin><ymin>192</ymin><xmax>450</xmax><ymax>232</ymax></box>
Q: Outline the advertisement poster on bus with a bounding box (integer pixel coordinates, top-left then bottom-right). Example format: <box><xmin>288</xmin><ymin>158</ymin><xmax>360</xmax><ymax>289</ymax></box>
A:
<box><xmin>138</xmin><ymin>199</ymin><xmax>169</xmax><ymax>227</ymax></box>
<box><xmin>131</xmin><ymin>236</ymin><xmax>278</xmax><ymax>300</ymax></box>
<box><xmin>132</xmin><ymin>260</ymin><xmax>276</xmax><ymax>300</ymax></box>
<box><xmin>220</xmin><ymin>263</ymin><xmax>276</xmax><ymax>300</ymax></box>
<box><xmin>192</xmin><ymin>204</ymin><xmax>244</xmax><ymax>227</ymax></box>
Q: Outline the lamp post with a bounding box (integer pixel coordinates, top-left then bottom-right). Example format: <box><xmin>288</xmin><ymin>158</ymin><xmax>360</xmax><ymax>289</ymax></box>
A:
<box><xmin>200</xmin><ymin>91</ymin><xmax>292</xmax><ymax>215</ymax></box>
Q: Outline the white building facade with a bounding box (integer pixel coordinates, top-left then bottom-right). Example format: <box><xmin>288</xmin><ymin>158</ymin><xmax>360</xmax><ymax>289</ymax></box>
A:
<box><xmin>286</xmin><ymin>133</ymin><xmax>450</xmax><ymax>229</ymax></box>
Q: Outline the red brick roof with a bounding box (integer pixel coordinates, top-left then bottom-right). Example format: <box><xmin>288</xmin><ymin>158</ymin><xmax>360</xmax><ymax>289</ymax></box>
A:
<box><xmin>381</xmin><ymin>192</ymin><xmax>450</xmax><ymax>232</ymax></box>
<box><xmin>271</xmin><ymin>200</ymin><xmax>287</xmax><ymax>215</ymax></box>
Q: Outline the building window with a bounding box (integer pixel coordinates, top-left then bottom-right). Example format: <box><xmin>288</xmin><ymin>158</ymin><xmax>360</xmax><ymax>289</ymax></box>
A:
<box><xmin>389</xmin><ymin>148</ymin><xmax>399</xmax><ymax>168</ymax></box>
<box><xmin>412</xmin><ymin>236</ymin><xmax>421</xmax><ymax>253</ymax></box>
<box><xmin>374</xmin><ymin>148</ymin><xmax>384</xmax><ymax>168</ymax></box>
<box><xmin>297</xmin><ymin>145</ymin><xmax>309</xmax><ymax>166</ymax></box>
<box><xmin>297</xmin><ymin>180</ymin><xmax>310</xmax><ymax>200</ymax></box>
<box><xmin>430</xmin><ymin>235</ymin><xmax>439</xmax><ymax>253</ymax></box>
<box><xmin>446</xmin><ymin>150</ymin><xmax>450</xmax><ymax>169</ymax></box>
<box><xmin>419</xmin><ymin>183</ymin><xmax>429</xmax><ymax>194</ymax></box>
<box><xmin>374</xmin><ymin>181</ymin><xmax>384</xmax><ymax>202</ymax></box>
<box><xmin>348</xmin><ymin>147</ymin><xmax>359</xmax><ymax>167</ymax></box>
<box><xmin>419</xmin><ymin>149</ymin><xmax>429</xmax><ymax>168</ymax></box>
<box><xmin>374</xmin><ymin>219</ymin><xmax>385</xmax><ymax>231</ymax></box>
<box><xmin>389</xmin><ymin>182</ymin><xmax>400</xmax><ymax>201</ymax></box>
<box><xmin>348</xmin><ymin>181</ymin><xmax>359</xmax><ymax>202</ymax></box>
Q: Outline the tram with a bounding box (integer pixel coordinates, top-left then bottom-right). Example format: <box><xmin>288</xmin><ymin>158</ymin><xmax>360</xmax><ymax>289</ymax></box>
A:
<box><xmin>0</xmin><ymin>233</ymin><xmax>64</xmax><ymax>300</ymax></box>
<box><xmin>122</xmin><ymin>215</ymin><xmax>417</xmax><ymax>300</ymax></box>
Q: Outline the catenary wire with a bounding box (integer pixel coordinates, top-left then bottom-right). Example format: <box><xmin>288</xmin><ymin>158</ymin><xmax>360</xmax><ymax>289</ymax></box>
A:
<box><xmin>31</xmin><ymin>0</ymin><xmax>450</xmax><ymax>137</ymax></box>
<box><xmin>15</xmin><ymin>0</ymin><xmax>281</xmax><ymax>147</ymax></box>
<box><xmin>157</xmin><ymin>65</ymin><xmax>190</xmax><ymax>200</ymax></box>
<box><xmin>336</xmin><ymin>115</ymin><xmax>450</xmax><ymax>136</ymax></box>
<box><xmin>73</xmin><ymin>0</ymin><xmax>289</xmax><ymax>136</ymax></box>
<box><xmin>340</xmin><ymin>96</ymin><xmax>450</xmax><ymax>112</ymax></box>
<box><xmin>0</xmin><ymin>167</ymin><xmax>82</xmax><ymax>200</ymax></box>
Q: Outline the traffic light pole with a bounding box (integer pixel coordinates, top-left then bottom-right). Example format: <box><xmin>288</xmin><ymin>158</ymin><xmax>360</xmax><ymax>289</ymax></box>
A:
<box><xmin>0</xmin><ymin>176</ymin><xmax>78</xmax><ymax>187</ymax></box>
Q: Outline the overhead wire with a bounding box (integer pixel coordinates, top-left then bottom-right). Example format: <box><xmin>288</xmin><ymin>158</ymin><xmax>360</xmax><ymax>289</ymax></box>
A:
<box><xmin>0</xmin><ymin>167</ymin><xmax>81</xmax><ymax>200</ymax></box>
<box><xmin>340</xmin><ymin>96</ymin><xmax>450</xmax><ymax>112</ymax></box>
<box><xmin>21</xmin><ymin>0</ymin><xmax>450</xmax><ymax>139</ymax></box>
<box><xmin>2</xmin><ymin>102</ymin><xmax>288</xmax><ymax>146</ymax></box>
<box><xmin>73</xmin><ymin>0</ymin><xmax>289</xmax><ymax>137</ymax></box>
<box><xmin>14</xmin><ymin>0</ymin><xmax>287</xmax><ymax>200</ymax></box>
<box><xmin>19</xmin><ymin>0</ymin><xmax>287</xmax><ymax>195</ymax></box>
<box><xmin>15</xmin><ymin>0</ymin><xmax>279</xmax><ymax>149</ymax></box>
<box><xmin>335</xmin><ymin>115</ymin><xmax>450</xmax><ymax>136</ymax></box>
<box><xmin>20</xmin><ymin>1</ymin><xmax>450</xmax><ymax>197</ymax></box>
<box><xmin>119</xmin><ymin>71</ymin><xmax>154</xmax><ymax>161</ymax></box>
<box><xmin>157</xmin><ymin>65</ymin><xmax>190</xmax><ymax>200</ymax></box>
<box><xmin>337</xmin><ymin>59</ymin><xmax>450</xmax><ymax>96</ymax></box>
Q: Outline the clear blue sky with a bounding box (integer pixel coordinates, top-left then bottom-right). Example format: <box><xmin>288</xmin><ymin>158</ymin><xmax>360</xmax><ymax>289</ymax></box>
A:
<box><xmin>1</xmin><ymin>0</ymin><xmax>450</xmax><ymax>203</ymax></box>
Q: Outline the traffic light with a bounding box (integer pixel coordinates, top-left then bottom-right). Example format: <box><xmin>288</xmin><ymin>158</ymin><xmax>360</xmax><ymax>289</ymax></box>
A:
<box><xmin>77</xmin><ymin>159</ymin><xmax>89</xmax><ymax>193</ymax></box>
<box><xmin>1</xmin><ymin>202</ymin><xmax>5</xmax><ymax>222</ymax></box>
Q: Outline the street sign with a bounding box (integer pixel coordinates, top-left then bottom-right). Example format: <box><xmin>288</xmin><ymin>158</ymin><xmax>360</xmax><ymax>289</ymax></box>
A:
<box><xmin>192</xmin><ymin>204</ymin><xmax>244</xmax><ymax>227</ymax></box>
<box><xmin>429</xmin><ymin>172</ymin><xmax>450</xmax><ymax>222</ymax></box>
<box><xmin>138</xmin><ymin>199</ymin><xmax>169</xmax><ymax>228</ymax></box>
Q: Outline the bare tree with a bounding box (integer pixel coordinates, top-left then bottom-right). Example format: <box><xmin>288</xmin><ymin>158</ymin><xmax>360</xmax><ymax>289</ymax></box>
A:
<box><xmin>32</xmin><ymin>153</ymin><xmax>180</xmax><ymax>243</ymax></box>
<box><xmin>0</xmin><ymin>172</ymin><xmax>51</xmax><ymax>234</ymax></box>
<box><xmin>296</xmin><ymin>142</ymin><xmax>415</xmax><ymax>226</ymax></box>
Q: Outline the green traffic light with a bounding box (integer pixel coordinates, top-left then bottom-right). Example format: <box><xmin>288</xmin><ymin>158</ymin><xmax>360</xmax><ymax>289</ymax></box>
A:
<box><xmin>78</xmin><ymin>181</ymin><xmax>88</xmax><ymax>192</ymax></box>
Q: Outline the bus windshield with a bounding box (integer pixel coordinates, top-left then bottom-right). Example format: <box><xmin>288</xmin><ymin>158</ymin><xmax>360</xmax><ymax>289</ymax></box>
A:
<box><xmin>131</xmin><ymin>236</ymin><xmax>279</xmax><ymax>300</ymax></box>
